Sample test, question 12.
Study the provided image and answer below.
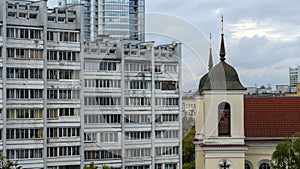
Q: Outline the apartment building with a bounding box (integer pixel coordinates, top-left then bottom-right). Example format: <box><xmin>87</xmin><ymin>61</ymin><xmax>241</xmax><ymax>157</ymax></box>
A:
<box><xmin>0</xmin><ymin>0</ymin><xmax>84</xmax><ymax>168</ymax></box>
<box><xmin>1</xmin><ymin>1</ymin><xmax>182</xmax><ymax>169</ymax></box>
<box><xmin>83</xmin><ymin>39</ymin><xmax>182</xmax><ymax>169</ymax></box>
<box><xmin>58</xmin><ymin>0</ymin><xmax>145</xmax><ymax>42</ymax></box>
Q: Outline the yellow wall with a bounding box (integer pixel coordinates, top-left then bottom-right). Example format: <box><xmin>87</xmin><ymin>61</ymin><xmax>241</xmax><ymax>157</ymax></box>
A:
<box><xmin>245</xmin><ymin>143</ymin><xmax>275</xmax><ymax>168</ymax></box>
<box><xmin>286</xmin><ymin>83</ymin><xmax>300</xmax><ymax>96</ymax></box>
<box><xmin>203</xmin><ymin>92</ymin><xmax>244</xmax><ymax>141</ymax></box>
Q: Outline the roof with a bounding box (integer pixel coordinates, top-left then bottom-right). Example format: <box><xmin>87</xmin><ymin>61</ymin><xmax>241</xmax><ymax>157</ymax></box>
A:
<box><xmin>198</xmin><ymin>61</ymin><xmax>246</xmax><ymax>92</ymax></box>
<box><xmin>244</xmin><ymin>97</ymin><xmax>300</xmax><ymax>137</ymax></box>
<box><xmin>198</xmin><ymin>32</ymin><xmax>245</xmax><ymax>93</ymax></box>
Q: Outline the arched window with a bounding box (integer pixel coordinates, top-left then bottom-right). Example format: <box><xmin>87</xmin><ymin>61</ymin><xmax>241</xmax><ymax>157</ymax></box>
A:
<box><xmin>245</xmin><ymin>161</ymin><xmax>252</xmax><ymax>169</ymax></box>
<box><xmin>218</xmin><ymin>102</ymin><xmax>231</xmax><ymax>136</ymax></box>
<box><xmin>258</xmin><ymin>163</ymin><xmax>270</xmax><ymax>169</ymax></box>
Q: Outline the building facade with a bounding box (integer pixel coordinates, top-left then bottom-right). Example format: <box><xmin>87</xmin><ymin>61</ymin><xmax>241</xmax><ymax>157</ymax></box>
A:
<box><xmin>83</xmin><ymin>39</ymin><xmax>182</xmax><ymax>169</ymax></box>
<box><xmin>289</xmin><ymin>66</ymin><xmax>300</xmax><ymax>87</ymax></box>
<box><xmin>0</xmin><ymin>1</ymin><xmax>181</xmax><ymax>169</ymax></box>
<box><xmin>58</xmin><ymin>0</ymin><xmax>145</xmax><ymax>42</ymax></box>
<box><xmin>0</xmin><ymin>0</ymin><xmax>84</xmax><ymax>168</ymax></box>
<box><xmin>194</xmin><ymin>19</ymin><xmax>300</xmax><ymax>169</ymax></box>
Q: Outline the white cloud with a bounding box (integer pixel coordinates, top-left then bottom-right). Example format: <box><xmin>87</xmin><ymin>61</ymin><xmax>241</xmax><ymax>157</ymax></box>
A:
<box><xmin>228</xmin><ymin>20</ymin><xmax>300</xmax><ymax>42</ymax></box>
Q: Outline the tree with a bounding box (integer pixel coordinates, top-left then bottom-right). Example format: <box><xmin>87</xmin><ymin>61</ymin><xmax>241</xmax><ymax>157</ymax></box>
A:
<box><xmin>271</xmin><ymin>135</ymin><xmax>300</xmax><ymax>169</ymax></box>
<box><xmin>0</xmin><ymin>156</ymin><xmax>21</xmax><ymax>169</ymax></box>
<box><xmin>84</xmin><ymin>162</ymin><xmax>98</xmax><ymax>169</ymax></box>
<box><xmin>182</xmin><ymin>126</ymin><xmax>195</xmax><ymax>169</ymax></box>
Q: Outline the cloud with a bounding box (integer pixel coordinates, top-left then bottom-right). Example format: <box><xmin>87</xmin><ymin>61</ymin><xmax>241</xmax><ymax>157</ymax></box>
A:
<box><xmin>227</xmin><ymin>20</ymin><xmax>300</xmax><ymax>42</ymax></box>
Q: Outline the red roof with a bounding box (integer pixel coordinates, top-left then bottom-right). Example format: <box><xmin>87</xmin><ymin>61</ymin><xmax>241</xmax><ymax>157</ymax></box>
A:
<box><xmin>244</xmin><ymin>97</ymin><xmax>300</xmax><ymax>137</ymax></box>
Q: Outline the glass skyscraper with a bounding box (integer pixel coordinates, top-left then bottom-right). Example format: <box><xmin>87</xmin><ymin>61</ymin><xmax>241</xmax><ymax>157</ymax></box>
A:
<box><xmin>59</xmin><ymin>0</ymin><xmax>145</xmax><ymax>41</ymax></box>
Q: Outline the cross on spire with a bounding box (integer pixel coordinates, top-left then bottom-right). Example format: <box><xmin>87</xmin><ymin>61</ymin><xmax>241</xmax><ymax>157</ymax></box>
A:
<box><xmin>219</xmin><ymin>15</ymin><xmax>226</xmax><ymax>61</ymax></box>
<box><xmin>208</xmin><ymin>33</ymin><xmax>213</xmax><ymax>71</ymax></box>
<box><xmin>221</xmin><ymin>15</ymin><xmax>224</xmax><ymax>35</ymax></box>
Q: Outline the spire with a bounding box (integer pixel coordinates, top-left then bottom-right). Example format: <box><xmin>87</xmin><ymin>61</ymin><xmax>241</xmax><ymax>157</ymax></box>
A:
<box><xmin>208</xmin><ymin>33</ymin><xmax>213</xmax><ymax>71</ymax></box>
<box><xmin>220</xmin><ymin>15</ymin><xmax>226</xmax><ymax>61</ymax></box>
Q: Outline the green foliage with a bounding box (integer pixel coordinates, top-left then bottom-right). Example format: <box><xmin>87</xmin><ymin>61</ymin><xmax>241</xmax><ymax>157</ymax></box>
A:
<box><xmin>0</xmin><ymin>156</ymin><xmax>21</xmax><ymax>169</ymax></box>
<box><xmin>182</xmin><ymin>116</ymin><xmax>194</xmax><ymax>137</ymax></box>
<box><xmin>84</xmin><ymin>162</ymin><xmax>98</xmax><ymax>169</ymax></box>
<box><xmin>271</xmin><ymin>136</ymin><xmax>300</xmax><ymax>169</ymax></box>
<box><xmin>103</xmin><ymin>165</ymin><xmax>111</xmax><ymax>169</ymax></box>
<box><xmin>182</xmin><ymin>125</ymin><xmax>195</xmax><ymax>169</ymax></box>
<box><xmin>183</xmin><ymin>160</ymin><xmax>195</xmax><ymax>169</ymax></box>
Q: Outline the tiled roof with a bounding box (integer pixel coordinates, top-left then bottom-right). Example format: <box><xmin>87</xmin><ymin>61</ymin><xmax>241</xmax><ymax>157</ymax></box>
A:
<box><xmin>244</xmin><ymin>97</ymin><xmax>300</xmax><ymax>137</ymax></box>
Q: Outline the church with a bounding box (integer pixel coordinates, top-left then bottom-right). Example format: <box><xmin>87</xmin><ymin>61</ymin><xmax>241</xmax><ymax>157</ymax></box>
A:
<box><xmin>193</xmin><ymin>17</ymin><xmax>300</xmax><ymax>169</ymax></box>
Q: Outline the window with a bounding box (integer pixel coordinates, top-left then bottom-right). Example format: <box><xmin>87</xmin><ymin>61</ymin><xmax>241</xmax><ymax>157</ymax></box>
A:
<box><xmin>47</xmin><ymin>31</ymin><xmax>54</xmax><ymax>41</ymax></box>
<box><xmin>155</xmin><ymin>65</ymin><xmax>161</xmax><ymax>73</ymax></box>
<box><xmin>59</xmin><ymin>32</ymin><xmax>79</xmax><ymax>42</ymax></box>
<box><xmin>47</xmin><ymin>127</ymin><xmax>80</xmax><ymax>138</ymax></box>
<box><xmin>155</xmin><ymin>98</ymin><xmax>179</xmax><ymax>106</ymax></box>
<box><xmin>155</xmin><ymin>147</ymin><xmax>178</xmax><ymax>156</ymax></box>
<box><xmin>84</xmin><ymin>97</ymin><xmax>121</xmax><ymax>106</ymax></box>
<box><xmin>218</xmin><ymin>102</ymin><xmax>231</xmax><ymax>136</ymax></box>
<box><xmin>165</xmin><ymin>164</ymin><xmax>177</xmax><ymax>169</ymax></box>
<box><xmin>84</xmin><ymin>150</ymin><xmax>121</xmax><ymax>160</ymax></box>
<box><xmin>125</xmin><ymin>166</ymin><xmax>150</xmax><ymax>169</ymax></box>
<box><xmin>47</xmin><ymin>109</ymin><xmax>58</xmax><ymax>119</ymax></box>
<box><xmin>47</xmin><ymin>69</ymin><xmax>79</xmax><ymax>79</ymax></box>
<box><xmin>129</xmin><ymin>81</ymin><xmax>150</xmax><ymax>89</ymax></box>
<box><xmin>155</xmin><ymin>130</ymin><xmax>179</xmax><ymax>139</ymax></box>
<box><xmin>47</xmin><ymin>89</ymin><xmax>80</xmax><ymax>99</ymax></box>
<box><xmin>126</xmin><ymin>97</ymin><xmax>151</xmax><ymax>106</ymax></box>
<box><xmin>7</xmin><ymin>109</ymin><xmax>42</xmax><ymax>119</ymax></box>
<box><xmin>164</xmin><ymin>65</ymin><xmax>177</xmax><ymax>73</ymax></box>
<box><xmin>125</xmin><ymin>63</ymin><xmax>150</xmax><ymax>72</ymax></box>
<box><xmin>7</xmin><ymin>68</ymin><xmax>42</xmax><ymax>79</ymax></box>
<box><xmin>125</xmin><ymin>114</ymin><xmax>151</xmax><ymax>124</ymax></box>
<box><xmin>6</xmin><ymin>48</ymin><xmax>42</xmax><ymax>59</ymax></box>
<box><xmin>84</xmin><ymin>115</ymin><xmax>121</xmax><ymax>124</ymax></box>
<box><xmin>259</xmin><ymin>163</ymin><xmax>270</xmax><ymax>169</ymax></box>
<box><xmin>245</xmin><ymin>163</ymin><xmax>251</xmax><ymax>169</ymax></box>
<box><xmin>7</xmin><ymin>149</ymin><xmax>42</xmax><ymax>159</ymax></box>
<box><xmin>125</xmin><ymin>148</ymin><xmax>151</xmax><ymax>158</ymax></box>
<box><xmin>218</xmin><ymin>160</ymin><xmax>232</xmax><ymax>169</ymax></box>
<box><xmin>6</xmin><ymin>27</ymin><xmax>42</xmax><ymax>39</ymax></box>
<box><xmin>47</xmin><ymin>146</ymin><xmax>80</xmax><ymax>157</ymax></box>
<box><xmin>84</xmin><ymin>133</ymin><xmax>97</xmax><ymax>142</ymax></box>
<box><xmin>155</xmin><ymin>164</ymin><xmax>162</xmax><ymax>169</ymax></box>
<box><xmin>155</xmin><ymin>81</ymin><xmax>178</xmax><ymax>91</ymax></box>
<box><xmin>125</xmin><ymin>131</ymin><xmax>151</xmax><ymax>140</ymax></box>
<box><xmin>99</xmin><ymin>132</ymin><xmax>118</xmax><ymax>143</ymax></box>
<box><xmin>84</xmin><ymin>79</ymin><xmax>121</xmax><ymax>88</ymax></box>
<box><xmin>6</xmin><ymin>128</ymin><xmax>43</xmax><ymax>139</ymax></box>
<box><xmin>99</xmin><ymin>61</ymin><xmax>117</xmax><ymax>71</ymax></box>
<box><xmin>7</xmin><ymin>89</ymin><xmax>43</xmax><ymax>99</ymax></box>
<box><xmin>155</xmin><ymin>114</ymin><xmax>178</xmax><ymax>123</ymax></box>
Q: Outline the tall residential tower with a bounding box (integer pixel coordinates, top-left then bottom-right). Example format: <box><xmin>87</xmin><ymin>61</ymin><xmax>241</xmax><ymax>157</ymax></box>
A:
<box><xmin>58</xmin><ymin>0</ymin><xmax>145</xmax><ymax>42</ymax></box>
<box><xmin>1</xmin><ymin>1</ymin><xmax>182</xmax><ymax>168</ymax></box>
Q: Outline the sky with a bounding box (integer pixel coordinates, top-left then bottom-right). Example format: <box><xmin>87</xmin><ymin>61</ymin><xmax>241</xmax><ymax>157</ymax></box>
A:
<box><xmin>47</xmin><ymin>0</ymin><xmax>300</xmax><ymax>91</ymax></box>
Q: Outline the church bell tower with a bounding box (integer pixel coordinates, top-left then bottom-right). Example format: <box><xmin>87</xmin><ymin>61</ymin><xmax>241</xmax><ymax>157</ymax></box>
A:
<box><xmin>194</xmin><ymin>16</ymin><xmax>247</xmax><ymax>169</ymax></box>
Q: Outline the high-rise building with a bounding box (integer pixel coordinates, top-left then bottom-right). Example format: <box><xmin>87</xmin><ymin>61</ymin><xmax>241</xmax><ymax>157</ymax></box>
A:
<box><xmin>1</xmin><ymin>1</ymin><xmax>182</xmax><ymax>169</ymax></box>
<box><xmin>58</xmin><ymin>0</ymin><xmax>145</xmax><ymax>42</ymax></box>
<box><xmin>0</xmin><ymin>0</ymin><xmax>84</xmax><ymax>168</ymax></box>
<box><xmin>289</xmin><ymin>66</ymin><xmax>300</xmax><ymax>87</ymax></box>
<box><xmin>83</xmin><ymin>39</ymin><xmax>182</xmax><ymax>169</ymax></box>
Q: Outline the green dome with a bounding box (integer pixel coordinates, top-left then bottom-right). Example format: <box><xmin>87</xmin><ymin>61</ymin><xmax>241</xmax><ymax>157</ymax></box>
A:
<box><xmin>198</xmin><ymin>60</ymin><xmax>245</xmax><ymax>93</ymax></box>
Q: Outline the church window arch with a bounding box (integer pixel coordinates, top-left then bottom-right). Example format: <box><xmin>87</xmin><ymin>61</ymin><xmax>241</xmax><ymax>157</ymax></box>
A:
<box><xmin>245</xmin><ymin>161</ymin><xmax>252</xmax><ymax>169</ymax></box>
<box><xmin>257</xmin><ymin>160</ymin><xmax>271</xmax><ymax>169</ymax></box>
<box><xmin>218</xmin><ymin>102</ymin><xmax>231</xmax><ymax>136</ymax></box>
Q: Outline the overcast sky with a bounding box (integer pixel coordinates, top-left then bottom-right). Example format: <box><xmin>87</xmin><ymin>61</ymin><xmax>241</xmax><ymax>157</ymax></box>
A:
<box><xmin>48</xmin><ymin>0</ymin><xmax>300</xmax><ymax>91</ymax></box>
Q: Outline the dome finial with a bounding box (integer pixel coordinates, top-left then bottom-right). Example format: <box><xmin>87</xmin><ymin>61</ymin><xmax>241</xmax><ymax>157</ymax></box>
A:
<box><xmin>220</xmin><ymin>15</ymin><xmax>226</xmax><ymax>61</ymax></box>
<box><xmin>208</xmin><ymin>33</ymin><xmax>213</xmax><ymax>71</ymax></box>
